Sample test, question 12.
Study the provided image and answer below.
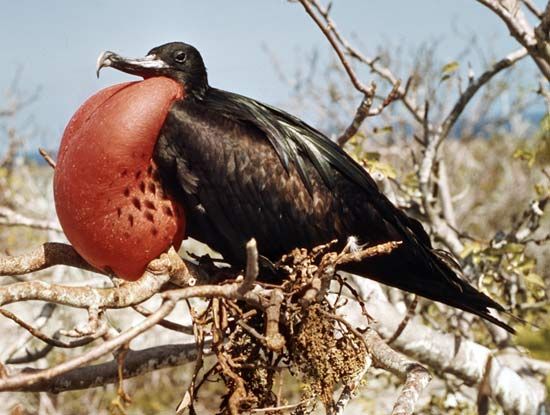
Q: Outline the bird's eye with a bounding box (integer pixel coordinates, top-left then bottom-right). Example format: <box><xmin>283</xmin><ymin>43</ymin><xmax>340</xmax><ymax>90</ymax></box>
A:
<box><xmin>174</xmin><ymin>51</ymin><xmax>187</xmax><ymax>63</ymax></box>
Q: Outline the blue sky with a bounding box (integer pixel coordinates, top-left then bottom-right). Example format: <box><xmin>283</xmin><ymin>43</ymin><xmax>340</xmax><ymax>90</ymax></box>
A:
<box><xmin>0</xmin><ymin>1</ymin><xmax>544</xmax><ymax>149</ymax></box>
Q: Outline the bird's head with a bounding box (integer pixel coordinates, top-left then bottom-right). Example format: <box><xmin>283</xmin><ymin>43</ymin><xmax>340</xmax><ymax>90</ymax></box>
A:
<box><xmin>97</xmin><ymin>42</ymin><xmax>208</xmax><ymax>98</ymax></box>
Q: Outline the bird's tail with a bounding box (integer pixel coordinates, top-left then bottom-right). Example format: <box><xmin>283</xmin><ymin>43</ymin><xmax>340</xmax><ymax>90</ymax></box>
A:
<box><xmin>343</xmin><ymin>243</ymin><xmax>515</xmax><ymax>333</ymax></box>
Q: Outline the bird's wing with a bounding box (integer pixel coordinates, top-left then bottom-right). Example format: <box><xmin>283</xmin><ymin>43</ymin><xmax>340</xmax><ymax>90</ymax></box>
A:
<box><xmin>204</xmin><ymin>88</ymin><xmax>433</xmax><ymax>248</ymax></box>
<box><xmin>204</xmin><ymin>90</ymin><xmax>513</xmax><ymax>332</ymax></box>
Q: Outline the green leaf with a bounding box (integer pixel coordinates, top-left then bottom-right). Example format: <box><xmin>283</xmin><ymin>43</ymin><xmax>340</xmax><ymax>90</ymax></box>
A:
<box><xmin>363</xmin><ymin>152</ymin><xmax>381</xmax><ymax>162</ymax></box>
<box><xmin>512</xmin><ymin>147</ymin><xmax>536</xmax><ymax>167</ymax></box>
<box><xmin>441</xmin><ymin>61</ymin><xmax>460</xmax><ymax>75</ymax></box>
<box><xmin>460</xmin><ymin>241</ymin><xmax>482</xmax><ymax>258</ymax></box>
<box><xmin>540</xmin><ymin>113</ymin><xmax>550</xmax><ymax>134</ymax></box>
<box><xmin>534</xmin><ymin>183</ymin><xmax>549</xmax><ymax>197</ymax></box>
<box><xmin>363</xmin><ymin>158</ymin><xmax>397</xmax><ymax>179</ymax></box>
<box><xmin>524</xmin><ymin>272</ymin><xmax>545</xmax><ymax>288</ymax></box>
<box><xmin>440</xmin><ymin>61</ymin><xmax>460</xmax><ymax>82</ymax></box>
<box><xmin>503</xmin><ymin>243</ymin><xmax>525</xmax><ymax>254</ymax></box>
<box><xmin>516</xmin><ymin>257</ymin><xmax>536</xmax><ymax>274</ymax></box>
<box><xmin>372</xmin><ymin>126</ymin><xmax>393</xmax><ymax>135</ymax></box>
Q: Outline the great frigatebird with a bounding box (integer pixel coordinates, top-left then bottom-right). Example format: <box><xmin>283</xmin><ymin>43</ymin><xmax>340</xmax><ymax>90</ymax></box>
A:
<box><xmin>92</xmin><ymin>41</ymin><xmax>512</xmax><ymax>332</ymax></box>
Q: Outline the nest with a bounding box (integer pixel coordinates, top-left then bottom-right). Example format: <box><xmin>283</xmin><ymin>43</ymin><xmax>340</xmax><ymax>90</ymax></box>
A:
<box><xmin>180</xmin><ymin>240</ymin><xmax>399</xmax><ymax>414</ymax></box>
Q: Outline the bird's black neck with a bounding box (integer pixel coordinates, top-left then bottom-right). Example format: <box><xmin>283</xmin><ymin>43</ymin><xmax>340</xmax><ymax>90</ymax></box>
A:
<box><xmin>182</xmin><ymin>73</ymin><xmax>209</xmax><ymax>101</ymax></box>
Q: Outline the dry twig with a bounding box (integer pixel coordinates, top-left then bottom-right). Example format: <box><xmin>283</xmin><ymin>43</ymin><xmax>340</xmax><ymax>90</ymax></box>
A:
<box><xmin>0</xmin><ymin>206</ymin><xmax>62</xmax><ymax>233</ymax></box>
<box><xmin>297</xmin><ymin>0</ymin><xmax>402</xmax><ymax>146</ymax></box>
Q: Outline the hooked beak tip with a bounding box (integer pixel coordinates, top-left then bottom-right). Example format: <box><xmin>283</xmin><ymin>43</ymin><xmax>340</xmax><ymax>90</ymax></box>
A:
<box><xmin>96</xmin><ymin>51</ymin><xmax>114</xmax><ymax>78</ymax></box>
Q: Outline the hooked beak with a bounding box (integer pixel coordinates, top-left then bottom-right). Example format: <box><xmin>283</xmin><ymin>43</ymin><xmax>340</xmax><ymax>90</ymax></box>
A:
<box><xmin>96</xmin><ymin>51</ymin><xmax>169</xmax><ymax>78</ymax></box>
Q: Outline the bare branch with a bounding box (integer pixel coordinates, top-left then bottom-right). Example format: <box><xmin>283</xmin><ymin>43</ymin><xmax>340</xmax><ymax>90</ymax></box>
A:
<box><xmin>440</xmin><ymin>47</ymin><xmax>528</xmax><ymax>141</ymax></box>
<box><xmin>414</xmin><ymin>47</ymin><xmax>528</xmax><ymax>255</ymax></box>
<box><xmin>15</xmin><ymin>342</ymin><xmax>203</xmax><ymax>393</ymax></box>
<box><xmin>0</xmin><ymin>273</ymin><xmax>172</xmax><ymax>309</ymax></box>
<box><xmin>0</xmin><ymin>308</ymin><xmax>107</xmax><ymax>349</ymax></box>
<box><xmin>0</xmin><ymin>206</ymin><xmax>63</xmax><ymax>233</ymax></box>
<box><xmin>334</xmin><ymin>354</ymin><xmax>372</xmax><ymax>415</ymax></box>
<box><xmin>238</xmin><ymin>238</ymin><xmax>259</xmax><ymax>295</ymax></box>
<box><xmin>297</xmin><ymin>0</ymin><xmax>371</xmax><ymax>94</ymax></box>
<box><xmin>386</xmin><ymin>296</ymin><xmax>418</xmax><ymax>345</ymax></box>
<box><xmin>0</xmin><ymin>242</ymin><xmax>100</xmax><ymax>276</ymax></box>
<box><xmin>391</xmin><ymin>364</ymin><xmax>432</xmax><ymax>415</ymax></box>
<box><xmin>364</xmin><ymin>328</ymin><xmax>431</xmax><ymax>415</ymax></box>
<box><xmin>521</xmin><ymin>0</ymin><xmax>543</xmax><ymax>18</ymax></box>
<box><xmin>132</xmin><ymin>304</ymin><xmax>194</xmax><ymax>335</ymax></box>
<box><xmin>337</xmin><ymin>240</ymin><xmax>402</xmax><ymax>264</ymax></box>
<box><xmin>475</xmin><ymin>0</ymin><xmax>550</xmax><ymax>79</ymax></box>
<box><xmin>0</xmin><ymin>242</ymin><xmax>206</xmax><ymax>312</ymax></box>
<box><xmin>534</xmin><ymin>2</ymin><xmax>550</xmax><ymax>70</ymax></box>
<box><xmin>7</xmin><ymin>343</ymin><xmax>55</xmax><ymax>365</ymax></box>
<box><xmin>38</xmin><ymin>148</ymin><xmax>56</xmax><ymax>169</ymax></box>
<box><xmin>436</xmin><ymin>160</ymin><xmax>458</xmax><ymax>229</ymax></box>
<box><xmin>164</xmin><ymin>281</ymin><xmax>269</xmax><ymax>310</ymax></box>
<box><xmin>297</xmin><ymin>0</ymin><xmax>404</xmax><ymax>146</ymax></box>
<box><xmin>0</xmin><ymin>245</ymin><xmax>179</xmax><ymax>310</ymax></box>
<box><xmin>1</xmin><ymin>303</ymin><xmax>56</xmax><ymax>363</ymax></box>
<box><xmin>0</xmin><ymin>299</ymin><xmax>176</xmax><ymax>391</ymax></box>
<box><xmin>299</xmin><ymin>0</ymin><xmax>425</xmax><ymax>124</ymax></box>
<box><xmin>264</xmin><ymin>288</ymin><xmax>285</xmax><ymax>352</ymax></box>
<box><xmin>337</xmin><ymin>82</ymin><xmax>401</xmax><ymax>146</ymax></box>
<box><xmin>343</xmin><ymin>279</ymin><xmax>548</xmax><ymax>414</ymax></box>
<box><xmin>337</xmin><ymin>86</ymin><xmax>376</xmax><ymax>145</ymax></box>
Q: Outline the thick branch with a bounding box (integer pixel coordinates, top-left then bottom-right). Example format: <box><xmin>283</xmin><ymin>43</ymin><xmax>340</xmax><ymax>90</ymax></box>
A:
<box><xmin>364</xmin><ymin>328</ymin><xmax>431</xmax><ymax>415</ymax></box>
<box><xmin>0</xmin><ymin>242</ymin><xmax>100</xmax><ymax>276</ymax></box>
<box><xmin>475</xmin><ymin>0</ymin><xmax>550</xmax><ymax>79</ymax></box>
<box><xmin>0</xmin><ymin>243</ymin><xmax>205</xmax><ymax>310</ymax></box>
<box><xmin>13</xmin><ymin>343</ymin><xmax>203</xmax><ymax>392</ymax></box>
<box><xmin>0</xmin><ymin>245</ymin><xmax>267</xmax><ymax>392</ymax></box>
<box><xmin>343</xmin><ymin>278</ymin><xmax>547</xmax><ymax>414</ymax></box>
<box><xmin>0</xmin><ymin>272</ymin><xmax>170</xmax><ymax>309</ymax></box>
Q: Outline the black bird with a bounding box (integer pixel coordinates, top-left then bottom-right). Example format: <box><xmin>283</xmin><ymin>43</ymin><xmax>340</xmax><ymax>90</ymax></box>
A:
<box><xmin>97</xmin><ymin>41</ymin><xmax>513</xmax><ymax>332</ymax></box>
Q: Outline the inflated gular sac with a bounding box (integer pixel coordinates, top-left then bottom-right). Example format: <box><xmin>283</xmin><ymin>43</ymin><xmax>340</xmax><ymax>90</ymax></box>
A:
<box><xmin>54</xmin><ymin>77</ymin><xmax>185</xmax><ymax>280</ymax></box>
